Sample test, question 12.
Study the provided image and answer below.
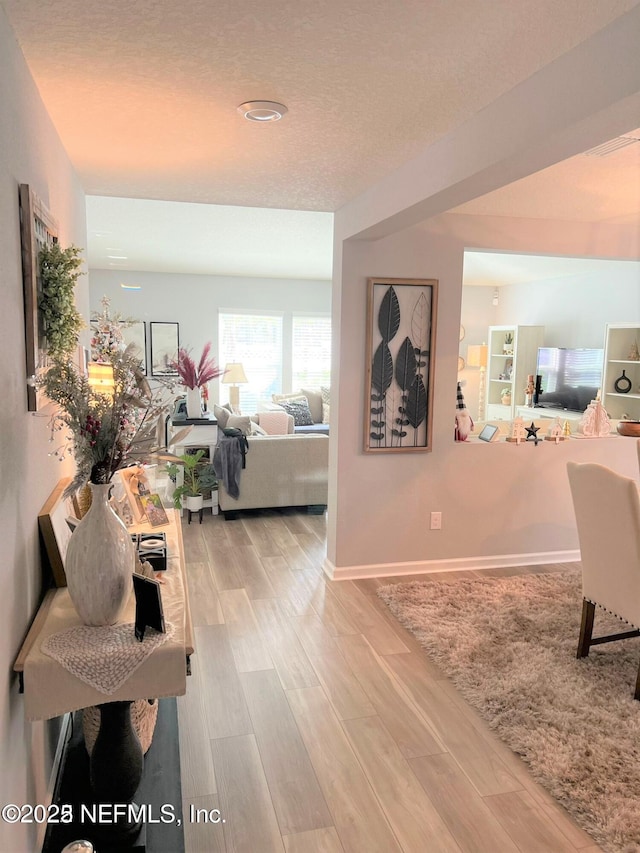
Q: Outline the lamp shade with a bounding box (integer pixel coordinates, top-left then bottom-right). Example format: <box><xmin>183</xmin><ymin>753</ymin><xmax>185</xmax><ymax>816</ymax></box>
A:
<box><xmin>466</xmin><ymin>344</ymin><xmax>488</xmax><ymax>369</ymax></box>
<box><xmin>222</xmin><ymin>363</ymin><xmax>248</xmax><ymax>385</ymax></box>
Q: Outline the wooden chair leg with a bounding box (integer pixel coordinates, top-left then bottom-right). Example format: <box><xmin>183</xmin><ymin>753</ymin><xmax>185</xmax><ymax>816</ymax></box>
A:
<box><xmin>634</xmin><ymin>659</ymin><xmax>640</xmax><ymax>701</ymax></box>
<box><xmin>577</xmin><ymin>599</ymin><xmax>595</xmax><ymax>658</ymax></box>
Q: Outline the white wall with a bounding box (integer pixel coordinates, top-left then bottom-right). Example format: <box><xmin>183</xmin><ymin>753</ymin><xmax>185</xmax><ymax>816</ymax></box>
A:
<box><xmin>328</xmin><ymin>213</ymin><xmax>639</xmax><ymax>577</ymax></box>
<box><xmin>497</xmin><ymin>265</ymin><xmax>640</xmax><ymax>348</ymax></box>
<box><xmin>0</xmin><ymin>7</ymin><xmax>87</xmax><ymax>851</ymax></box>
<box><xmin>89</xmin><ymin>269</ymin><xmax>331</xmax><ymax>400</ymax></box>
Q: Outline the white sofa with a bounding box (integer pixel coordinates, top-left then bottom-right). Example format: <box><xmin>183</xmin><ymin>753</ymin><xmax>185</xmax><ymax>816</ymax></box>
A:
<box><xmin>218</xmin><ymin>433</ymin><xmax>329</xmax><ymax>518</ymax></box>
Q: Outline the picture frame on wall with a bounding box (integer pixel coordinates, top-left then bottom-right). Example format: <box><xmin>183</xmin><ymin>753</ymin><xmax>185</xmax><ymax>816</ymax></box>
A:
<box><xmin>121</xmin><ymin>320</ymin><xmax>147</xmax><ymax>374</ymax></box>
<box><xmin>150</xmin><ymin>322</ymin><xmax>179</xmax><ymax>377</ymax></box>
<box><xmin>364</xmin><ymin>277</ymin><xmax>438</xmax><ymax>453</ymax></box>
<box><xmin>19</xmin><ymin>184</ymin><xmax>59</xmax><ymax>412</ymax></box>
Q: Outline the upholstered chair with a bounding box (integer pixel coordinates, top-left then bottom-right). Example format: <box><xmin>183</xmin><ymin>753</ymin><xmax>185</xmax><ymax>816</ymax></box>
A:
<box><xmin>567</xmin><ymin>461</ymin><xmax>640</xmax><ymax>699</ymax></box>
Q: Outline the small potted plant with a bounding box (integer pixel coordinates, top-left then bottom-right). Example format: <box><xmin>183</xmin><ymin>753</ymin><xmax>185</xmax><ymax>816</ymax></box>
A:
<box><xmin>503</xmin><ymin>332</ymin><xmax>514</xmax><ymax>355</ymax></box>
<box><xmin>166</xmin><ymin>449</ymin><xmax>218</xmax><ymax>511</ymax></box>
<box><xmin>500</xmin><ymin>388</ymin><xmax>512</xmax><ymax>405</ymax></box>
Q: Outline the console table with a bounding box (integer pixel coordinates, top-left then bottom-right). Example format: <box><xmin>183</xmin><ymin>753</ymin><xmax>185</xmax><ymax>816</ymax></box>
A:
<box><xmin>14</xmin><ymin>509</ymin><xmax>193</xmax><ymax>851</ymax></box>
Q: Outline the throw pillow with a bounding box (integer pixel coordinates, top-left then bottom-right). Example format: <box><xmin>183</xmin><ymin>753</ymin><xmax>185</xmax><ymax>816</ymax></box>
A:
<box><xmin>213</xmin><ymin>404</ymin><xmax>230</xmax><ymax>429</ymax></box>
<box><xmin>300</xmin><ymin>388</ymin><xmax>323</xmax><ymax>423</ymax></box>
<box><xmin>272</xmin><ymin>392</ymin><xmax>308</xmax><ymax>406</ymax></box>
<box><xmin>226</xmin><ymin>414</ymin><xmax>252</xmax><ymax>435</ymax></box>
<box><xmin>280</xmin><ymin>398</ymin><xmax>314</xmax><ymax>427</ymax></box>
<box><xmin>320</xmin><ymin>386</ymin><xmax>330</xmax><ymax>425</ymax></box>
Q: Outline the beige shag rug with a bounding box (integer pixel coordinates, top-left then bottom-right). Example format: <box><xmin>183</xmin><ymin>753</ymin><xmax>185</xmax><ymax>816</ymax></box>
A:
<box><xmin>378</xmin><ymin>570</ymin><xmax>640</xmax><ymax>853</ymax></box>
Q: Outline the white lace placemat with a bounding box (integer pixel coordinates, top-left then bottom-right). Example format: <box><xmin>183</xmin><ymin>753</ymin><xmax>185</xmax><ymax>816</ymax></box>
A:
<box><xmin>41</xmin><ymin>622</ymin><xmax>175</xmax><ymax>695</ymax></box>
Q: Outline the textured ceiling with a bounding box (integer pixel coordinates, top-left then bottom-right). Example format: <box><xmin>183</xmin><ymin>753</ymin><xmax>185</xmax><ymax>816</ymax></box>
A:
<box><xmin>2</xmin><ymin>0</ymin><xmax>638</xmax><ymax>211</ymax></box>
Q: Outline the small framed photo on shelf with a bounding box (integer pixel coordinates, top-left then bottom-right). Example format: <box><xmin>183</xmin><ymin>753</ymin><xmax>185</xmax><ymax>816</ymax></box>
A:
<box><xmin>116</xmin><ymin>465</ymin><xmax>152</xmax><ymax>522</ymax></box>
<box><xmin>139</xmin><ymin>494</ymin><xmax>169</xmax><ymax>528</ymax></box>
<box><xmin>132</xmin><ymin>573</ymin><xmax>166</xmax><ymax>642</ymax></box>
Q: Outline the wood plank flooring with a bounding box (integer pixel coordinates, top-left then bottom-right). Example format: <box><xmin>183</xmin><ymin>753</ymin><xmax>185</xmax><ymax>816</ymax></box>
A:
<box><xmin>177</xmin><ymin>509</ymin><xmax>600</xmax><ymax>853</ymax></box>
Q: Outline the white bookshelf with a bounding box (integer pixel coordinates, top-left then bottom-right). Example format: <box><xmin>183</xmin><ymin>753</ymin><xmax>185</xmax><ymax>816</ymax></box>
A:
<box><xmin>602</xmin><ymin>323</ymin><xmax>640</xmax><ymax>420</ymax></box>
<box><xmin>486</xmin><ymin>325</ymin><xmax>545</xmax><ymax>420</ymax></box>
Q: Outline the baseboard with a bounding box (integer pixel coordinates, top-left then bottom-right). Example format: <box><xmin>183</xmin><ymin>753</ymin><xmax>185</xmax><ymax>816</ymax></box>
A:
<box><xmin>323</xmin><ymin>549</ymin><xmax>580</xmax><ymax>581</ymax></box>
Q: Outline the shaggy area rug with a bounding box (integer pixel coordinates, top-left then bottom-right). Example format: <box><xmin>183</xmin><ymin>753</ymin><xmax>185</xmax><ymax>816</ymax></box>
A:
<box><xmin>378</xmin><ymin>570</ymin><xmax>640</xmax><ymax>853</ymax></box>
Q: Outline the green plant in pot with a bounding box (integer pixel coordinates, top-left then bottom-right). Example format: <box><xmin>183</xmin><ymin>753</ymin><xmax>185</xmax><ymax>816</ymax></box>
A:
<box><xmin>500</xmin><ymin>387</ymin><xmax>512</xmax><ymax>405</ymax></box>
<box><xmin>166</xmin><ymin>449</ymin><xmax>218</xmax><ymax>511</ymax></box>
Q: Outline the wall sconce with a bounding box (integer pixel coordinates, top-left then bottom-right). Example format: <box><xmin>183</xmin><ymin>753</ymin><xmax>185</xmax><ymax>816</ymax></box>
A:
<box><xmin>221</xmin><ymin>362</ymin><xmax>248</xmax><ymax>412</ymax></box>
<box><xmin>492</xmin><ymin>288</ymin><xmax>499</xmax><ymax>306</ymax></box>
<box><xmin>467</xmin><ymin>343</ymin><xmax>488</xmax><ymax>421</ymax></box>
<box><xmin>88</xmin><ymin>362</ymin><xmax>115</xmax><ymax>397</ymax></box>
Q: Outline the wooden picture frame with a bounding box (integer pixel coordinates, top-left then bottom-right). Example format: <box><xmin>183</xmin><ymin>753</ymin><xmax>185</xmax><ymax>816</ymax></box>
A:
<box><xmin>364</xmin><ymin>277</ymin><xmax>438</xmax><ymax>453</ymax></box>
<box><xmin>115</xmin><ymin>465</ymin><xmax>151</xmax><ymax>522</ymax></box>
<box><xmin>19</xmin><ymin>184</ymin><xmax>59</xmax><ymax>412</ymax></box>
<box><xmin>38</xmin><ymin>477</ymin><xmax>78</xmax><ymax>587</ymax></box>
<box><xmin>121</xmin><ymin>320</ymin><xmax>147</xmax><ymax>374</ymax></box>
<box><xmin>150</xmin><ymin>322</ymin><xmax>179</xmax><ymax>377</ymax></box>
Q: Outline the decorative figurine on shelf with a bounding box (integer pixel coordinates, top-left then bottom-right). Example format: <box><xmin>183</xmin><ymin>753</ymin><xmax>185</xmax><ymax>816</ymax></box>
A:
<box><xmin>614</xmin><ymin>370</ymin><xmax>632</xmax><ymax>393</ymax></box>
<box><xmin>628</xmin><ymin>341</ymin><xmax>640</xmax><ymax>361</ymax></box>
<box><xmin>524</xmin><ymin>374</ymin><xmax>535</xmax><ymax>407</ymax></box>
<box><xmin>525</xmin><ymin>421</ymin><xmax>541</xmax><ymax>445</ymax></box>
<box><xmin>506</xmin><ymin>416</ymin><xmax>526</xmax><ymax>444</ymax></box>
<box><xmin>562</xmin><ymin>419</ymin><xmax>572</xmax><ymax>437</ymax></box>
<box><xmin>578</xmin><ymin>396</ymin><xmax>611</xmax><ymax>437</ymax></box>
<box><xmin>544</xmin><ymin>416</ymin><xmax>565</xmax><ymax>443</ymax></box>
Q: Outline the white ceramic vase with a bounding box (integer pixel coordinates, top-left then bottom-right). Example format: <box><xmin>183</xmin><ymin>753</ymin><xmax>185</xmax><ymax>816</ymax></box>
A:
<box><xmin>186</xmin><ymin>387</ymin><xmax>202</xmax><ymax>419</ymax></box>
<box><xmin>65</xmin><ymin>483</ymin><xmax>135</xmax><ymax>626</ymax></box>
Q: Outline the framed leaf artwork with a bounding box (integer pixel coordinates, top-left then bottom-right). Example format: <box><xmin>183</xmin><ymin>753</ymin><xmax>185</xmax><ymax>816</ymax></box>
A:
<box><xmin>364</xmin><ymin>277</ymin><xmax>438</xmax><ymax>453</ymax></box>
<box><xmin>19</xmin><ymin>184</ymin><xmax>59</xmax><ymax>412</ymax></box>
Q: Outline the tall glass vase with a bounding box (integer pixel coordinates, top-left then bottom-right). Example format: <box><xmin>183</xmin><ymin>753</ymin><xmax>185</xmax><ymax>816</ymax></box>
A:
<box><xmin>65</xmin><ymin>483</ymin><xmax>135</xmax><ymax>626</ymax></box>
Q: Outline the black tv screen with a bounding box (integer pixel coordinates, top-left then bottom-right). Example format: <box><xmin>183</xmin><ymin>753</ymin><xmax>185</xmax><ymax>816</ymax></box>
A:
<box><xmin>535</xmin><ymin>347</ymin><xmax>604</xmax><ymax>413</ymax></box>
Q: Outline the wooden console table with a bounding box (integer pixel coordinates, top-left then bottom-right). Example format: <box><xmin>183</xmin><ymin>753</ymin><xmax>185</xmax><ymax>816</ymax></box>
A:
<box><xmin>14</xmin><ymin>509</ymin><xmax>193</xmax><ymax>851</ymax></box>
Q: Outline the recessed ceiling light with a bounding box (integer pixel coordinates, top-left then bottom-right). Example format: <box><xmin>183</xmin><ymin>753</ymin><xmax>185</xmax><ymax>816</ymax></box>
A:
<box><xmin>108</xmin><ymin>254</ymin><xmax>128</xmax><ymax>259</ymax></box>
<box><xmin>237</xmin><ymin>101</ymin><xmax>288</xmax><ymax>122</ymax></box>
<box><xmin>120</xmin><ymin>283</ymin><xmax>141</xmax><ymax>290</ymax></box>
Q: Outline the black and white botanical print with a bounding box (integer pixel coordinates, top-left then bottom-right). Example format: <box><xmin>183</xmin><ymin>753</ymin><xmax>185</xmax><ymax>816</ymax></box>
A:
<box><xmin>366</xmin><ymin>279</ymin><xmax>437</xmax><ymax>452</ymax></box>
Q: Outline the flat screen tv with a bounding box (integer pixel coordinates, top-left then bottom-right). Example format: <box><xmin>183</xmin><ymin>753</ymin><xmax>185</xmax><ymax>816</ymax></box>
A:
<box><xmin>535</xmin><ymin>347</ymin><xmax>604</xmax><ymax>413</ymax></box>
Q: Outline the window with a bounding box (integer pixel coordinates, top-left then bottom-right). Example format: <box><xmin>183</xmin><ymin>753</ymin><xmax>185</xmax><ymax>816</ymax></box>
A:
<box><xmin>292</xmin><ymin>315</ymin><xmax>331</xmax><ymax>389</ymax></box>
<box><xmin>218</xmin><ymin>312</ymin><xmax>283</xmax><ymax>414</ymax></box>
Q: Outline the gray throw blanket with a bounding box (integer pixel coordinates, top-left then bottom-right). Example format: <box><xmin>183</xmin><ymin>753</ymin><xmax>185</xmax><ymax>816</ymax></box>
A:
<box><xmin>213</xmin><ymin>435</ymin><xmax>246</xmax><ymax>499</ymax></box>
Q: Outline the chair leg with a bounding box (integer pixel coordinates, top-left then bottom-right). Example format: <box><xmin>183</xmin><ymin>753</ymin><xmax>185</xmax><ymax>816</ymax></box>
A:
<box><xmin>634</xmin><ymin>659</ymin><xmax>640</xmax><ymax>701</ymax></box>
<box><xmin>577</xmin><ymin>599</ymin><xmax>595</xmax><ymax>658</ymax></box>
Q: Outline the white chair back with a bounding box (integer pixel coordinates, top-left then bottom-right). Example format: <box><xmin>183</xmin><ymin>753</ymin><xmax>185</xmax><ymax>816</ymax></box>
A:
<box><xmin>567</xmin><ymin>462</ymin><xmax>640</xmax><ymax>629</ymax></box>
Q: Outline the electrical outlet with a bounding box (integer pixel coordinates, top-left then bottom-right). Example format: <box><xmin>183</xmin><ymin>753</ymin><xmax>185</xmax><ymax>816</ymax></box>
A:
<box><xmin>430</xmin><ymin>511</ymin><xmax>442</xmax><ymax>530</ymax></box>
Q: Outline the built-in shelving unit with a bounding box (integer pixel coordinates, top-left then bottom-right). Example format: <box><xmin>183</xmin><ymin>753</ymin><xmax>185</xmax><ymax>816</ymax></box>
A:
<box><xmin>602</xmin><ymin>323</ymin><xmax>640</xmax><ymax>420</ymax></box>
<box><xmin>486</xmin><ymin>325</ymin><xmax>545</xmax><ymax>420</ymax></box>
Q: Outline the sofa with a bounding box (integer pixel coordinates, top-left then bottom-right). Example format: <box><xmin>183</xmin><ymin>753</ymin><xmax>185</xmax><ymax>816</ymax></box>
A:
<box><xmin>217</xmin><ymin>433</ymin><xmax>329</xmax><ymax>519</ymax></box>
<box><xmin>271</xmin><ymin>387</ymin><xmax>330</xmax><ymax>435</ymax></box>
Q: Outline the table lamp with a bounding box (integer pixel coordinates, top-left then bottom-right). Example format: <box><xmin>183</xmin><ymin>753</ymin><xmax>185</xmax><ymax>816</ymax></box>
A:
<box><xmin>222</xmin><ymin>362</ymin><xmax>248</xmax><ymax>412</ymax></box>
<box><xmin>467</xmin><ymin>343</ymin><xmax>488</xmax><ymax>421</ymax></box>
<box><xmin>87</xmin><ymin>362</ymin><xmax>115</xmax><ymax>397</ymax></box>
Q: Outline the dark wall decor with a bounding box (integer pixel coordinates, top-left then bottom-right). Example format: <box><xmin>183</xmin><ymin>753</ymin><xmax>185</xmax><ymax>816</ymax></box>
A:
<box><xmin>364</xmin><ymin>277</ymin><xmax>438</xmax><ymax>453</ymax></box>
<box><xmin>150</xmin><ymin>321</ymin><xmax>179</xmax><ymax>377</ymax></box>
<box><xmin>19</xmin><ymin>184</ymin><xmax>59</xmax><ymax>411</ymax></box>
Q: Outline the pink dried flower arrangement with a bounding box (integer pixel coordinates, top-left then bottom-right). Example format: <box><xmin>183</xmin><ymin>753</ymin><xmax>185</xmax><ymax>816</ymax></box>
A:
<box><xmin>174</xmin><ymin>342</ymin><xmax>224</xmax><ymax>389</ymax></box>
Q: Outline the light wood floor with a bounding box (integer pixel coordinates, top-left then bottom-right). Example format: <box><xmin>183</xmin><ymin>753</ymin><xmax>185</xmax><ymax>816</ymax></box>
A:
<box><xmin>177</xmin><ymin>509</ymin><xmax>602</xmax><ymax>853</ymax></box>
